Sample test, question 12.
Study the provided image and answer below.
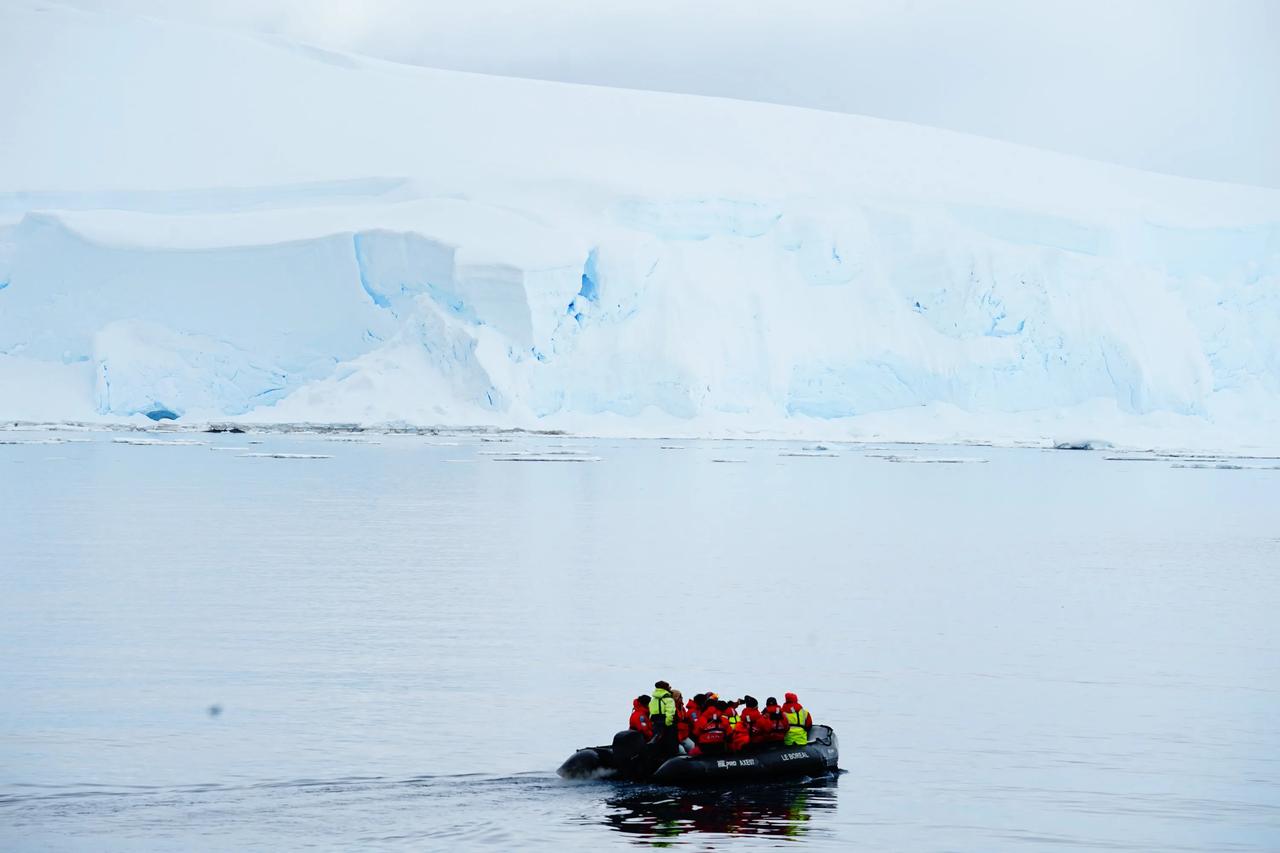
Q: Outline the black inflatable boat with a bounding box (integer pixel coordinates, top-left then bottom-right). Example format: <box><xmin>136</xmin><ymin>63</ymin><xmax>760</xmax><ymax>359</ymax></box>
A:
<box><xmin>558</xmin><ymin>725</ymin><xmax>838</xmax><ymax>786</ymax></box>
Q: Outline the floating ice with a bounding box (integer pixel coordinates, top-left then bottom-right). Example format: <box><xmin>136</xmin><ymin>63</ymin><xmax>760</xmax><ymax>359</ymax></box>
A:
<box><xmin>237</xmin><ymin>452</ymin><xmax>333</xmax><ymax>459</ymax></box>
<box><xmin>112</xmin><ymin>438</ymin><xmax>206</xmax><ymax>446</ymax></box>
<box><xmin>1054</xmin><ymin>440</ymin><xmax>1116</xmax><ymax>451</ymax></box>
<box><xmin>0</xmin><ymin>438</ymin><xmax>90</xmax><ymax>445</ymax></box>
<box><xmin>869</xmin><ymin>454</ymin><xmax>988</xmax><ymax>464</ymax></box>
<box><xmin>488</xmin><ymin>455</ymin><xmax>600</xmax><ymax>463</ymax></box>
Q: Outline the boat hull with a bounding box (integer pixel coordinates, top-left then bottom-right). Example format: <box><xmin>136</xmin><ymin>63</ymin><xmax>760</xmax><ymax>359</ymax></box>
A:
<box><xmin>558</xmin><ymin>725</ymin><xmax>839</xmax><ymax>786</ymax></box>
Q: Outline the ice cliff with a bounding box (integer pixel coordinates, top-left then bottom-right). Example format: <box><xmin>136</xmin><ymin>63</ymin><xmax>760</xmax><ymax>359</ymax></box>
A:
<box><xmin>2</xmin><ymin>1</ymin><xmax>1278</xmax><ymax>448</ymax></box>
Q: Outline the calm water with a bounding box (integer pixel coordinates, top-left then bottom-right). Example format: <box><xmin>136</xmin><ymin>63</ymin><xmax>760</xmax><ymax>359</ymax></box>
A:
<box><xmin>1</xmin><ymin>428</ymin><xmax>1278</xmax><ymax>851</ymax></box>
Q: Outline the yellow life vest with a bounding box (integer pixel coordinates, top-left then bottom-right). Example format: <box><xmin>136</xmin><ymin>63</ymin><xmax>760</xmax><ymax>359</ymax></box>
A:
<box><xmin>648</xmin><ymin>688</ymin><xmax>675</xmax><ymax>726</ymax></box>
<box><xmin>783</xmin><ymin>706</ymin><xmax>810</xmax><ymax>746</ymax></box>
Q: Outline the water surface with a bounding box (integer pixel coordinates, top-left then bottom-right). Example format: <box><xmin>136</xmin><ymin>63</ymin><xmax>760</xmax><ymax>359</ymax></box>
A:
<box><xmin>2</xmin><ymin>429</ymin><xmax>1278</xmax><ymax>850</ymax></box>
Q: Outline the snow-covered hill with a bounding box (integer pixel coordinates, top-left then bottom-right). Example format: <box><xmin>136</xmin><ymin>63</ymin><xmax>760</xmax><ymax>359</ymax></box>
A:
<box><xmin>2</xmin><ymin>1</ymin><xmax>1278</xmax><ymax>448</ymax></box>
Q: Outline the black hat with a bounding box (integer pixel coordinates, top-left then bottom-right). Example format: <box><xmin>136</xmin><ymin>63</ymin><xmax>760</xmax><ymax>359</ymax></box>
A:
<box><xmin>654</xmin><ymin>680</ymin><xmax>671</xmax><ymax>690</ymax></box>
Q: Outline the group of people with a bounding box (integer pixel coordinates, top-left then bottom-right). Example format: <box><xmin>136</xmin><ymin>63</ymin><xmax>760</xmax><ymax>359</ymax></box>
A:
<box><xmin>629</xmin><ymin>680</ymin><xmax>814</xmax><ymax>758</ymax></box>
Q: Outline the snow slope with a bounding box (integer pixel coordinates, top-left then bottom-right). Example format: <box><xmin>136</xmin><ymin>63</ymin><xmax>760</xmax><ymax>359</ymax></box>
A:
<box><xmin>2</xmin><ymin>1</ymin><xmax>1278</xmax><ymax>448</ymax></box>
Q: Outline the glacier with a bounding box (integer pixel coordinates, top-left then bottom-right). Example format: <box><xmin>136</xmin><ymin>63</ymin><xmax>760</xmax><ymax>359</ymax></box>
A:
<box><xmin>1</xmin><ymin>1</ymin><xmax>1279</xmax><ymax>449</ymax></box>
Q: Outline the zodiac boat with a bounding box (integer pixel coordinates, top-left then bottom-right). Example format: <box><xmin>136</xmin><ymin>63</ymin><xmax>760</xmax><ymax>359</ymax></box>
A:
<box><xmin>557</xmin><ymin>725</ymin><xmax>839</xmax><ymax>786</ymax></box>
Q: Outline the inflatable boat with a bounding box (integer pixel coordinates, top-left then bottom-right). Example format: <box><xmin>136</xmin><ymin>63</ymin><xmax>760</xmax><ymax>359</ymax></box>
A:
<box><xmin>557</xmin><ymin>725</ymin><xmax>838</xmax><ymax>786</ymax></box>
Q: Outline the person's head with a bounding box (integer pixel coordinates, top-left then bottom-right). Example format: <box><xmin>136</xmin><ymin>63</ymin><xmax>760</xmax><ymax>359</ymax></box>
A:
<box><xmin>706</xmin><ymin>692</ymin><xmax>719</xmax><ymax>701</ymax></box>
<box><xmin>744</xmin><ymin>695</ymin><xmax>758</xmax><ymax>708</ymax></box>
<box><xmin>784</xmin><ymin>692</ymin><xmax>799</xmax><ymax>704</ymax></box>
<box><xmin>671</xmin><ymin>689</ymin><xmax>683</xmax><ymax>703</ymax></box>
<box><xmin>637</xmin><ymin>694</ymin><xmax>650</xmax><ymax>707</ymax></box>
<box><xmin>655</xmin><ymin>680</ymin><xmax>671</xmax><ymax>692</ymax></box>
<box><xmin>716</xmin><ymin>700</ymin><xmax>728</xmax><ymax>710</ymax></box>
<box><xmin>692</xmin><ymin>693</ymin><xmax>706</xmax><ymax>707</ymax></box>
<box><xmin>766</xmin><ymin>696</ymin><xmax>778</xmax><ymax>707</ymax></box>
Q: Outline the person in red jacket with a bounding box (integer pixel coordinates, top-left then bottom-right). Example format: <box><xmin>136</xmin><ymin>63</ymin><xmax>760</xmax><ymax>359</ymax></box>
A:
<box><xmin>758</xmin><ymin>697</ymin><xmax>789</xmax><ymax>745</ymax></box>
<box><xmin>684</xmin><ymin>693</ymin><xmax>708</xmax><ymax>752</ymax></box>
<box><xmin>709</xmin><ymin>698</ymin><xmax>738</xmax><ymax>751</ymax></box>
<box><xmin>691</xmin><ymin>700</ymin><xmax>732</xmax><ymax>756</ymax></box>
<box><xmin>736</xmin><ymin>696</ymin><xmax>763</xmax><ymax>747</ymax></box>
<box><xmin>629</xmin><ymin>695</ymin><xmax>653</xmax><ymax>739</ymax></box>
<box><xmin>781</xmin><ymin>692</ymin><xmax>814</xmax><ymax>746</ymax></box>
<box><xmin>781</xmin><ymin>692</ymin><xmax>812</xmax><ymax>719</ymax></box>
<box><xmin>672</xmin><ymin>689</ymin><xmax>692</xmax><ymax>746</ymax></box>
<box><xmin>685</xmin><ymin>693</ymin><xmax>706</xmax><ymax>734</ymax></box>
<box><xmin>730</xmin><ymin>717</ymin><xmax>749</xmax><ymax>752</ymax></box>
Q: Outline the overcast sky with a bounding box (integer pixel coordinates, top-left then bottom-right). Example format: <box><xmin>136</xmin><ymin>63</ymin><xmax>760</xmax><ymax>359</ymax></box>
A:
<box><xmin>71</xmin><ymin>0</ymin><xmax>1280</xmax><ymax>188</ymax></box>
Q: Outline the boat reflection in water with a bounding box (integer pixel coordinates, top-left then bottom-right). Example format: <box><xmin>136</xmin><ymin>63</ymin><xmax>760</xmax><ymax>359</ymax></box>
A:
<box><xmin>601</xmin><ymin>776</ymin><xmax>839</xmax><ymax>844</ymax></box>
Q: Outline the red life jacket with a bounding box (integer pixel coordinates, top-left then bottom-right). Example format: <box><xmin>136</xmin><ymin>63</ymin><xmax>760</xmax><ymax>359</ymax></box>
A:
<box><xmin>629</xmin><ymin>699</ymin><xmax>653</xmax><ymax>738</ymax></box>
<box><xmin>697</xmin><ymin>710</ymin><xmax>728</xmax><ymax>744</ymax></box>
<box><xmin>760</xmin><ymin>706</ymin><xmax>788</xmax><ymax>741</ymax></box>
<box><xmin>675</xmin><ymin>702</ymin><xmax>691</xmax><ymax>741</ymax></box>
<box><xmin>731</xmin><ymin>707</ymin><xmax>759</xmax><ymax>750</ymax></box>
<box><xmin>739</xmin><ymin>706</ymin><xmax>763</xmax><ymax>742</ymax></box>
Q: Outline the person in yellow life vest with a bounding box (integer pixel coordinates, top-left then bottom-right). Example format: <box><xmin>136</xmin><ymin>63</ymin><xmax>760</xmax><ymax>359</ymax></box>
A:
<box><xmin>781</xmin><ymin>692</ymin><xmax>813</xmax><ymax>746</ymax></box>
<box><xmin>720</xmin><ymin>699</ymin><xmax>742</xmax><ymax>750</ymax></box>
<box><xmin>649</xmin><ymin>680</ymin><xmax>679</xmax><ymax>757</ymax></box>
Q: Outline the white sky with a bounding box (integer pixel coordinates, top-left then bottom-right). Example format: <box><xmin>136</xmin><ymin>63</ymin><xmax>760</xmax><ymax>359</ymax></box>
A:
<box><xmin>68</xmin><ymin>0</ymin><xmax>1280</xmax><ymax>188</ymax></box>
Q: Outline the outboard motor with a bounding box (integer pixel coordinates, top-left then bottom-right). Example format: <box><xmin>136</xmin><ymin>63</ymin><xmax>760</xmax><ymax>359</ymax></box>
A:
<box><xmin>610</xmin><ymin>729</ymin><xmax>649</xmax><ymax>781</ymax></box>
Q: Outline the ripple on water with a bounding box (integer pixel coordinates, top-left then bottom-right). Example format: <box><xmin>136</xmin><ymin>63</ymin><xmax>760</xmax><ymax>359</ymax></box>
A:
<box><xmin>0</xmin><ymin>773</ymin><xmax>845</xmax><ymax>849</ymax></box>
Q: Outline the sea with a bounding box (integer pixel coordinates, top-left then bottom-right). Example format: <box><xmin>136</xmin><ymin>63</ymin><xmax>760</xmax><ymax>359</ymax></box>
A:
<box><xmin>2</xmin><ymin>426</ymin><xmax>1277</xmax><ymax>850</ymax></box>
